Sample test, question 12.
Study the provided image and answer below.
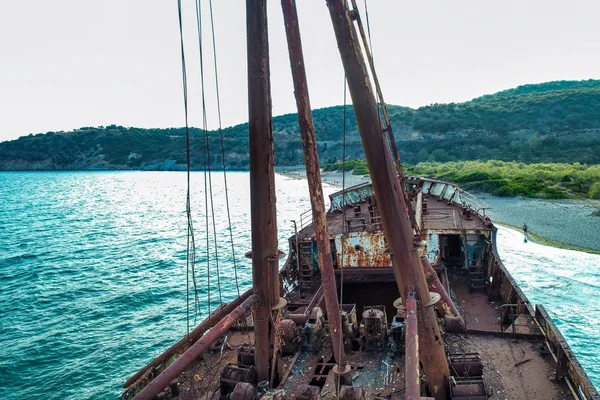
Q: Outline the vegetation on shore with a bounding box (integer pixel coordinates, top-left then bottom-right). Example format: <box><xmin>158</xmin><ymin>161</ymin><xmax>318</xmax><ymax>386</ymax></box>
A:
<box><xmin>405</xmin><ymin>161</ymin><xmax>600</xmax><ymax>199</ymax></box>
<box><xmin>324</xmin><ymin>159</ymin><xmax>600</xmax><ymax>200</ymax></box>
<box><xmin>1</xmin><ymin>79</ymin><xmax>600</xmax><ymax>170</ymax></box>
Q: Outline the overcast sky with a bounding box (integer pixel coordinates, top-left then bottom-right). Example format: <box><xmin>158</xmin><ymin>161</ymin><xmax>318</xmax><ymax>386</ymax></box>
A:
<box><xmin>0</xmin><ymin>0</ymin><xmax>598</xmax><ymax>142</ymax></box>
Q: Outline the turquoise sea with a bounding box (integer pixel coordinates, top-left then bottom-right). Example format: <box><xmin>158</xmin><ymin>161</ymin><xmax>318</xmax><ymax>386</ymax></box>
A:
<box><xmin>1</xmin><ymin>171</ymin><xmax>599</xmax><ymax>399</ymax></box>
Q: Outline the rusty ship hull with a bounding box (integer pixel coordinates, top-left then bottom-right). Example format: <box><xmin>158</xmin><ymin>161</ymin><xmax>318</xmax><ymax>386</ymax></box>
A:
<box><xmin>120</xmin><ymin>178</ymin><xmax>598</xmax><ymax>400</ymax></box>
<box><xmin>120</xmin><ymin>0</ymin><xmax>598</xmax><ymax>398</ymax></box>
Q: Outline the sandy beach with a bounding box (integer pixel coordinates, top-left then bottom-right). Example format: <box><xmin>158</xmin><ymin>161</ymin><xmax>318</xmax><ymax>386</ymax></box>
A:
<box><xmin>277</xmin><ymin>166</ymin><xmax>370</xmax><ymax>189</ymax></box>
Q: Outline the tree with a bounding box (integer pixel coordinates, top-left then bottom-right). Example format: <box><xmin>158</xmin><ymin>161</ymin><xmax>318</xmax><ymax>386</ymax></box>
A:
<box><xmin>589</xmin><ymin>182</ymin><xmax>600</xmax><ymax>199</ymax></box>
<box><xmin>520</xmin><ymin>142</ymin><xmax>533</xmax><ymax>162</ymax></box>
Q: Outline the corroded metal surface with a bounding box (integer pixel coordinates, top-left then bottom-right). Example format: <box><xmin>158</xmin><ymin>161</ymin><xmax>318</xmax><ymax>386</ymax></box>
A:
<box><xmin>122</xmin><ymin>288</ymin><xmax>253</xmax><ymax>394</ymax></box>
<box><xmin>247</xmin><ymin>0</ymin><xmax>279</xmax><ymax>382</ymax></box>
<box><xmin>405</xmin><ymin>291</ymin><xmax>420</xmax><ymax>400</ymax></box>
<box><xmin>424</xmin><ymin>233</ymin><xmax>440</xmax><ymax>265</ymax></box>
<box><xmin>132</xmin><ymin>294</ymin><xmax>260</xmax><ymax>400</ymax></box>
<box><xmin>281</xmin><ymin>0</ymin><xmax>344</xmax><ymax>365</ymax></box>
<box><xmin>334</xmin><ymin>231</ymin><xmax>390</xmax><ymax>268</ymax></box>
<box><xmin>535</xmin><ymin>306</ymin><xmax>600</xmax><ymax>399</ymax></box>
<box><xmin>329</xmin><ymin>183</ymin><xmax>374</xmax><ymax>211</ymax></box>
<box><xmin>326</xmin><ymin>2</ymin><xmax>449</xmax><ymax>398</ymax></box>
<box><xmin>421</xmin><ymin>258</ymin><xmax>465</xmax><ymax>332</ymax></box>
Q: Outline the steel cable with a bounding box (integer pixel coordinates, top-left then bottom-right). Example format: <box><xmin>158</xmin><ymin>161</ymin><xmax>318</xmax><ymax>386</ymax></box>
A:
<box><xmin>176</xmin><ymin>0</ymin><xmax>198</xmax><ymax>338</ymax></box>
<box><xmin>208</xmin><ymin>0</ymin><xmax>241</xmax><ymax>299</ymax></box>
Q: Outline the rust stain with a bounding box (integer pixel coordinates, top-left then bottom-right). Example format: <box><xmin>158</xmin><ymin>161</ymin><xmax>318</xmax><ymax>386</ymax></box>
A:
<box><xmin>336</xmin><ymin>231</ymin><xmax>391</xmax><ymax>267</ymax></box>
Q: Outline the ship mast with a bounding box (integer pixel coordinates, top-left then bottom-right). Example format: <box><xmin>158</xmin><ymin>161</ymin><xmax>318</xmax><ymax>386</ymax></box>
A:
<box><xmin>280</xmin><ymin>0</ymin><xmax>346</xmax><ymax>369</ymax></box>
<box><xmin>325</xmin><ymin>1</ymin><xmax>451</xmax><ymax>399</ymax></box>
<box><xmin>247</xmin><ymin>0</ymin><xmax>280</xmax><ymax>383</ymax></box>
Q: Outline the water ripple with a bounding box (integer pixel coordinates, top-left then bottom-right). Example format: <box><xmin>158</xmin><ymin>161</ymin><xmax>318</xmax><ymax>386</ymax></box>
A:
<box><xmin>0</xmin><ymin>171</ymin><xmax>333</xmax><ymax>399</ymax></box>
<box><xmin>1</xmin><ymin>171</ymin><xmax>597</xmax><ymax>398</ymax></box>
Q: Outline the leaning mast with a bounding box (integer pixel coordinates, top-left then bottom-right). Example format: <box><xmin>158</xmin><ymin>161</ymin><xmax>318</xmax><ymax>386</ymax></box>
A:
<box><xmin>326</xmin><ymin>1</ymin><xmax>450</xmax><ymax>398</ymax></box>
<box><xmin>280</xmin><ymin>0</ymin><xmax>346</xmax><ymax>370</ymax></box>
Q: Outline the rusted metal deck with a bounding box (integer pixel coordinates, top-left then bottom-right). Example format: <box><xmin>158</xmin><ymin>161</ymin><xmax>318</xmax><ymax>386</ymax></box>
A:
<box><xmin>122</xmin><ymin>178</ymin><xmax>599</xmax><ymax>400</ymax></box>
<box><xmin>165</xmin><ymin>322</ymin><xmax>574</xmax><ymax>400</ymax></box>
<box><xmin>422</xmin><ymin>195</ymin><xmax>491</xmax><ymax>232</ymax></box>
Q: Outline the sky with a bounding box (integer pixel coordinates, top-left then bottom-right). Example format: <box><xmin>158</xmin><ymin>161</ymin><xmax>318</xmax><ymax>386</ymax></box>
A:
<box><xmin>0</xmin><ymin>0</ymin><xmax>599</xmax><ymax>142</ymax></box>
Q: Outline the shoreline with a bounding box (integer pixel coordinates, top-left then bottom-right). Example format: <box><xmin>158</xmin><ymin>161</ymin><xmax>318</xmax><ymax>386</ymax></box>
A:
<box><xmin>278</xmin><ymin>167</ymin><xmax>600</xmax><ymax>256</ymax></box>
<box><xmin>277</xmin><ymin>166</ymin><xmax>371</xmax><ymax>189</ymax></box>
<box><xmin>494</xmin><ymin>221</ymin><xmax>600</xmax><ymax>255</ymax></box>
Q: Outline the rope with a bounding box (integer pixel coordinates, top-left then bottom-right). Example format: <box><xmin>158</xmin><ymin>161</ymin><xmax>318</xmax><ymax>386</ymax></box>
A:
<box><xmin>359</xmin><ymin>0</ymin><xmax>384</xmax><ymax>137</ymax></box>
<box><xmin>195</xmin><ymin>0</ymin><xmax>212</xmax><ymax>321</ymax></box>
<box><xmin>201</xmin><ymin>2</ymin><xmax>224</xmax><ymax>308</ymax></box>
<box><xmin>195</xmin><ymin>0</ymin><xmax>226</xmax><ymax>321</ymax></box>
<box><xmin>209</xmin><ymin>0</ymin><xmax>241</xmax><ymax>298</ymax></box>
<box><xmin>363</xmin><ymin>0</ymin><xmax>373</xmax><ymax>63</ymax></box>
<box><xmin>176</xmin><ymin>0</ymin><xmax>197</xmax><ymax>338</ymax></box>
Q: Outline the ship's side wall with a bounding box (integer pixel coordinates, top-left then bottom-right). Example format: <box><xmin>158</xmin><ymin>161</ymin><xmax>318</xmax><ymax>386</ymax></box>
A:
<box><xmin>488</xmin><ymin>226</ymin><xmax>599</xmax><ymax>400</ymax></box>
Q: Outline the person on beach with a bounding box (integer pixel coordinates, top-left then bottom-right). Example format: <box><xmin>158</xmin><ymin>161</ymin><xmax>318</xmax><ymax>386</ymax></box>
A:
<box><xmin>523</xmin><ymin>223</ymin><xmax>528</xmax><ymax>242</ymax></box>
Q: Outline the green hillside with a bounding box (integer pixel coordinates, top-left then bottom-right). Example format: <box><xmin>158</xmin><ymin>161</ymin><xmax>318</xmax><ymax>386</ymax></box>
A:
<box><xmin>1</xmin><ymin>79</ymin><xmax>599</xmax><ymax>170</ymax></box>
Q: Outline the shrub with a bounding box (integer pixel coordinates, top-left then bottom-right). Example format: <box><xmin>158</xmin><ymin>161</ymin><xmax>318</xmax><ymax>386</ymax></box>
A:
<box><xmin>589</xmin><ymin>182</ymin><xmax>600</xmax><ymax>199</ymax></box>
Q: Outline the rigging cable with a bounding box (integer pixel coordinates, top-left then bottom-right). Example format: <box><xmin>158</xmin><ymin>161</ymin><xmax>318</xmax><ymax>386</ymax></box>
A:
<box><xmin>195</xmin><ymin>0</ymin><xmax>225</xmax><ymax>323</ymax></box>
<box><xmin>362</xmin><ymin>0</ymin><xmax>385</xmax><ymax>139</ymax></box>
<box><xmin>209</xmin><ymin>0</ymin><xmax>241</xmax><ymax>298</ymax></box>
<box><xmin>195</xmin><ymin>0</ymin><xmax>211</xmax><ymax>321</ymax></box>
<box><xmin>176</xmin><ymin>0</ymin><xmax>197</xmax><ymax>338</ymax></box>
<box><xmin>363</xmin><ymin>0</ymin><xmax>373</xmax><ymax>64</ymax></box>
<box><xmin>207</xmin><ymin>0</ymin><xmax>251</xmax><ymax>347</ymax></box>
<box><xmin>199</xmin><ymin>0</ymin><xmax>224</xmax><ymax>308</ymax></box>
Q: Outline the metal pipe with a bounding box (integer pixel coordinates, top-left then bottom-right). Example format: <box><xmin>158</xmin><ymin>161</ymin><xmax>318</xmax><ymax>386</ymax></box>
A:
<box><xmin>405</xmin><ymin>291</ymin><xmax>420</xmax><ymax>400</ymax></box>
<box><xmin>415</xmin><ymin>192</ymin><xmax>423</xmax><ymax>232</ymax></box>
<box><xmin>133</xmin><ymin>294</ymin><xmax>260</xmax><ymax>400</ymax></box>
<box><xmin>421</xmin><ymin>257</ymin><xmax>465</xmax><ymax>332</ymax></box>
<box><xmin>247</xmin><ymin>0</ymin><xmax>280</xmax><ymax>382</ymax></box>
<box><xmin>288</xmin><ymin>313</ymin><xmax>308</xmax><ymax>326</ymax></box>
<box><xmin>291</xmin><ymin>220</ymin><xmax>300</xmax><ymax>279</ymax></box>
<box><xmin>124</xmin><ymin>288</ymin><xmax>253</xmax><ymax>388</ymax></box>
<box><xmin>325</xmin><ymin>2</ymin><xmax>449</xmax><ymax>398</ymax></box>
<box><xmin>281</xmin><ymin>0</ymin><xmax>344</xmax><ymax>366</ymax></box>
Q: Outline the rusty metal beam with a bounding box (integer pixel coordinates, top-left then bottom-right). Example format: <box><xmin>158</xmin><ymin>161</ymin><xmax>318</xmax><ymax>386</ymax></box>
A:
<box><xmin>123</xmin><ymin>288</ymin><xmax>253</xmax><ymax>388</ymax></box>
<box><xmin>405</xmin><ymin>291</ymin><xmax>420</xmax><ymax>400</ymax></box>
<box><xmin>247</xmin><ymin>0</ymin><xmax>279</xmax><ymax>383</ymax></box>
<box><xmin>347</xmin><ymin>0</ymin><xmax>415</xmax><ymax>229</ymax></box>
<box><xmin>415</xmin><ymin>192</ymin><xmax>423</xmax><ymax>232</ymax></box>
<box><xmin>421</xmin><ymin>257</ymin><xmax>465</xmax><ymax>332</ymax></box>
<box><xmin>281</xmin><ymin>0</ymin><xmax>344</xmax><ymax>366</ymax></box>
<box><xmin>325</xmin><ymin>2</ymin><xmax>449</xmax><ymax>398</ymax></box>
<box><xmin>133</xmin><ymin>294</ymin><xmax>260</xmax><ymax>400</ymax></box>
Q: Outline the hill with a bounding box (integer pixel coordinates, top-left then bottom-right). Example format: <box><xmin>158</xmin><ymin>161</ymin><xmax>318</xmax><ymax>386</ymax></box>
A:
<box><xmin>1</xmin><ymin>79</ymin><xmax>599</xmax><ymax>170</ymax></box>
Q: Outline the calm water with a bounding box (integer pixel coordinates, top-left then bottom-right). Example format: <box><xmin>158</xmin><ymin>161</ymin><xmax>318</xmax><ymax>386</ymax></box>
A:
<box><xmin>0</xmin><ymin>171</ymin><xmax>598</xmax><ymax>398</ymax></box>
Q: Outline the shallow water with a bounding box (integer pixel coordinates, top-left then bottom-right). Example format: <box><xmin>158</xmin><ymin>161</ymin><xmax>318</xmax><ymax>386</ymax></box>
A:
<box><xmin>0</xmin><ymin>171</ymin><xmax>598</xmax><ymax>398</ymax></box>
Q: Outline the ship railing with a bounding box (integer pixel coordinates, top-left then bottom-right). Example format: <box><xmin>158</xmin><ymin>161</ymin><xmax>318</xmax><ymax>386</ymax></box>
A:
<box><xmin>344</xmin><ymin>213</ymin><xmax>383</xmax><ymax>232</ymax></box>
<box><xmin>497</xmin><ymin>303</ymin><xmax>537</xmax><ymax>340</ymax></box>
<box><xmin>419</xmin><ymin>177</ymin><xmax>493</xmax><ymax>219</ymax></box>
<box><xmin>488</xmin><ymin>230</ymin><xmax>599</xmax><ymax>400</ymax></box>
<box><xmin>299</xmin><ymin>209</ymin><xmax>312</xmax><ymax>230</ymax></box>
<box><xmin>454</xmin><ymin>187</ymin><xmax>493</xmax><ymax>218</ymax></box>
<box><xmin>533</xmin><ymin>305</ymin><xmax>600</xmax><ymax>400</ymax></box>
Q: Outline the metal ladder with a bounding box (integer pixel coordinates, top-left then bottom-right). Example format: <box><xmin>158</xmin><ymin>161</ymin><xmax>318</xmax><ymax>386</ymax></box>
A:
<box><xmin>464</xmin><ymin>233</ymin><xmax>486</xmax><ymax>292</ymax></box>
<box><xmin>298</xmin><ymin>240</ymin><xmax>314</xmax><ymax>295</ymax></box>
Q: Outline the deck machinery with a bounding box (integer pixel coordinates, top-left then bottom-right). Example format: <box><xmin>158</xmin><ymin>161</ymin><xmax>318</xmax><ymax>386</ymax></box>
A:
<box><xmin>120</xmin><ymin>0</ymin><xmax>599</xmax><ymax>399</ymax></box>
